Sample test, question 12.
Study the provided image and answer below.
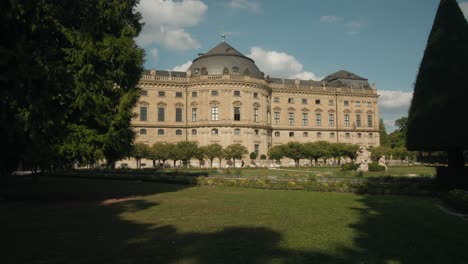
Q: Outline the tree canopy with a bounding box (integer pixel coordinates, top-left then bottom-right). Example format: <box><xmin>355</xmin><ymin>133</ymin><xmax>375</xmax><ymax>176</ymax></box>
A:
<box><xmin>0</xmin><ymin>0</ymin><xmax>144</xmax><ymax>177</ymax></box>
<box><xmin>406</xmin><ymin>0</ymin><xmax>468</xmax><ymax>169</ymax></box>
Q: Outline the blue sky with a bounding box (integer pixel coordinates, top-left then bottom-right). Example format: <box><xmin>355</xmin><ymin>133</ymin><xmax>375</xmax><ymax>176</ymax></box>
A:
<box><xmin>135</xmin><ymin>0</ymin><xmax>468</xmax><ymax>132</ymax></box>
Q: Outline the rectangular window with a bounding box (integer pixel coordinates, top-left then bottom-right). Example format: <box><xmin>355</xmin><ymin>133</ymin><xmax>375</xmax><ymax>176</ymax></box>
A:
<box><xmin>288</xmin><ymin>112</ymin><xmax>294</xmax><ymax>125</ymax></box>
<box><xmin>211</xmin><ymin>90</ymin><xmax>218</xmax><ymax>96</ymax></box>
<box><xmin>140</xmin><ymin>107</ymin><xmax>147</xmax><ymax>121</ymax></box>
<box><xmin>366</xmin><ymin>101</ymin><xmax>372</xmax><ymax>107</ymax></box>
<box><xmin>288</xmin><ymin>98</ymin><xmax>294</xmax><ymax>103</ymax></box>
<box><xmin>254</xmin><ymin>144</ymin><xmax>259</xmax><ymax>155</ymax></box>
<box><xmin>329</xmin><ymin>114</ymin><xmax>335</xmax><ymax>126</ymax></box>
<box><xmin>302</xmin><ymin>113</ymin><xmax>308</xmax><ymax>126</ymax></box>
<box><xmin>315</xmin><ymin>113</ymin><xmax>321</xmax><ymax>126</ymax></box>
<box><xmin>355</xmin><ymin>101</ymin><xmax>361</xmax><ymax>107</ymax></box>
<box><xmin>254</xmin><ymin>108</ymin><xmax>259</xmax><ymax>122</ymax></box>
<box><xmin>345</xmin><ymin>114</ymin><xmax>350</xmax><ymax>127</ymax></box>
<box><xmin>234</xmin><ymin>107</ymin><xmax>241</xmax><ymax>121</ymax></box>
<box><xmin>253</xmin><ymin>92</ymin><xmax>258</xmax><ymax>98</ymax></box>
<box><xmin>302</xmin><ymin>98</ymin><xmax>308</xmax><ymax>104</ymax></box>
<box><xmin>192</xmin><ymin>108</ymin><xmax>198</xmax><ymax>122</ymax></box>
<box><xmin>176</xmin><ymin>108</ymin><xmax>183</xmax><ymax>122</ymax></box>
<box><xmin>234</xmin><ymin>90</ymin><xmax>241</xmax><ymax>96</ymax></box>
<box><xmin>274</xmin><ymin>112</ymin><xmax>280</xmax><ymax>125</ymax></box>
<box><xmin>158</xmin><ymin>91</ymin><xmax>165</xmax><ymax>97</ymax></box>
<box><xmin>344</xmin><ymin>100</ymin><xmax>349</xmax><ymax>106</ymax></box>
<box><xmin>192</xmin><ymin>92</ymin><xmax>198</xmax><ymax>97</ymax></box>
<box><xmin>158</xmin><ymin>107</ymin><xmax>165</xmax><ymax>122</ymax></box>
<box><xmin>315</xmin><ymin>99</ymin><xmax>321</xmax><ymax>105</ymax></box>
<box><xmin>356</xmin><ymin>114</ymin><xmax>361</xmax><ymax>127</ymax></box>
<box><xmin>141</xmin><ymin>90</ymin><xmax>148</xmax><ymax>96</ymax></box>
<box><xmin>211</xmin><ymin>106</ymin><xmax>219</xmax><ymax>121</ymax></box>
<box><xmin>176</xmin><ymin>92</ymin><xmax>183</xmax><ymax>98</ymax></box>
<box><xmin>367</xmin><ymin>115</ymin><xmax>373</xmax><ymax>127</ymax></box>
<box><xmin>328</xmin><ymin>99</ymin><xmax>334</xmax><ymax>106</ymax></box>
<box><xmin>274</xmin><ymin>97</ymin><xmax>280</xmax><ymax>103</ymax></box>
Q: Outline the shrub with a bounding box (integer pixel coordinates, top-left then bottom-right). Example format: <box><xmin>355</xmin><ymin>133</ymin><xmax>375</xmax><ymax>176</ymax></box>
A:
<box><xmin>369</xmin><ymin>162</ymin><xmax>386</xmax><ymax>171</ymax></box>
<box><xmin>443</xmin><ymin>189</ymin><xmax>468</xmax><ymax>213</ymax></box>
<box><xmin>260</xmin><ymin>154</ymin><xmax>267</xmax><ymax>160</ymax></box>
<box><xmin>341</xmin><ymin>163</ymin><xmax>359</xmax><ymax>171</ymax></box>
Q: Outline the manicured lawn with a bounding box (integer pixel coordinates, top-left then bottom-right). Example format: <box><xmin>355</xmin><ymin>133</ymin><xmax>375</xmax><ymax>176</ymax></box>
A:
<box><xmin>1</xmin><ymin>176</ymin><xmax>465</xmax><ymax>264</ymax></box>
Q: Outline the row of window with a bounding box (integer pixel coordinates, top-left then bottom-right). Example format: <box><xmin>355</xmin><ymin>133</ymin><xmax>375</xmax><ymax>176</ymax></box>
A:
<box><xmin>141</xmin><ymin>90</ymin><xmax>260</xmax><ymax>98</ymax></box>
<box><xmin>273</xmin><ymin>97</ymin><xmax>373</xmax><ymax>107</ymax></box>
<box><xmin>139</xmin><ymin>128</ymin><xmax>261</xmax><ymax>136</ymax></box>
<box><xmin>275</xmin><ymin>112</ymin><xmax>373</xmax><ymax>127</ymax></box>
<box><xmin>140</xmin><ymin>106</ymin><xmax>373</xmax><ymax>127</ymax></box>
<box><xmin>140</xmin><ymin>128</ymin><xmax>374</xmax><ymax>140</ymax></box>
<box><xmin>275</xmin><ymin>131</ymin><xmax>374</xmax><ymax>139</ymax></box>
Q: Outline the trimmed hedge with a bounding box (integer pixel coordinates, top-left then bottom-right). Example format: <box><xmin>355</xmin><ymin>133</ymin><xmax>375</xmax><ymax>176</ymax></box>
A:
<box><xmin>341</xmin><ymin>163</ymin><xmax>359</xmax><ymax>171</ymax></box>
<box><xmin>369</xmin><ymin>162</ymin><xmax>386</xmax><ymax>171</ymax></box>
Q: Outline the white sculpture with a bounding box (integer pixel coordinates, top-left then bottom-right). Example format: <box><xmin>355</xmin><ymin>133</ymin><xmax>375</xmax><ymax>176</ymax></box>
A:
<box><xmin>355</xmin><ymin>145</ymin><xmax>372</xmax><ymax>172</ymax></box>
<box><xmin>378</xmin><ymin>155</ymin><xmax>388</xmax><ymax>171</ymax></box>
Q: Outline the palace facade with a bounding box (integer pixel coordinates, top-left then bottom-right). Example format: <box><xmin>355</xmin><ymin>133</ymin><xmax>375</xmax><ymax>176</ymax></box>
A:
<box><xmin>118</xmin><ymin>42</ymin><xmax>380</xmax><ymax>167</ymax></box>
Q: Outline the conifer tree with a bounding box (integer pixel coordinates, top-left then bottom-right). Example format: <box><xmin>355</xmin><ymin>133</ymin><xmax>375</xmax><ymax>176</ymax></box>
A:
<box><xmin>407</xmin><ymin>0</ymin><xmax>468</xmax><ymax>173</ymax></box>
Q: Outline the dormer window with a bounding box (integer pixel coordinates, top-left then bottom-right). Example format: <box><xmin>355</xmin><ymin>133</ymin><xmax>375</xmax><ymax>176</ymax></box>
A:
<box><xmin>232</xmin><ymin>66</ymin><xmax>239</xmax><ymax>73</ymax></box>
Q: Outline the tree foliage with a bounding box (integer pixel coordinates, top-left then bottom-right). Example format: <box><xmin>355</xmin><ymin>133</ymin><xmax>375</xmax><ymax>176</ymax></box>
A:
<box><xmin>407</xmin><ymin>0</ymin><xmax>468</xmax><ymax>170</ymax></box>
<box><xmin>200</xmin><ymin>143</ymin><xmax>223</xmax><ymax>168</ymax></box>
<box><xmin>224</xmin><ymin>144</ymin><xmax>248</xmax><ymax>165</ymax></box>
<box><xmin>0</xmin><ymin>0</ymin><xmax>144</xmax><ymax>177</ymax></box>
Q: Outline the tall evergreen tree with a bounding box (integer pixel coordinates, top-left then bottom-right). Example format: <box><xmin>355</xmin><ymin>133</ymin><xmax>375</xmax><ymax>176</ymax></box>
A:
<box><xmin>407</xmin><ymin>0</ymin><xmax>468</xmax><ymax>173</ymax></box>
<box><xmin>379</xmin><ymin>119</ymin><xmax>390</xmax><ymax>147</ymax></box>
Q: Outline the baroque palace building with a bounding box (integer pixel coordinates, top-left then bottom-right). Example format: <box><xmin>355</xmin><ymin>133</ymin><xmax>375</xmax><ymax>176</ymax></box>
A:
<box><xmin>119</xmin><ymin>42</ymin><xmax>380</xmax><ymax>167</ymax></box>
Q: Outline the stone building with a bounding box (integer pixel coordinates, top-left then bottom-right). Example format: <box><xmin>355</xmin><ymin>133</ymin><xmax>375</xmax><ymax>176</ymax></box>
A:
<box><xmin>119</xmin><ymin>42</ymin><xmax>380</xmax><ymax>168</ymax></box>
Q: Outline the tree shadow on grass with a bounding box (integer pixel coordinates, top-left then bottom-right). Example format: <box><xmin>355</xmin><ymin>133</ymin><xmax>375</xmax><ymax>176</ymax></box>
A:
<box><xmin>2</xmin><ymin>177</ymin><xmax>468</xmax><ymax>263</ymax></box>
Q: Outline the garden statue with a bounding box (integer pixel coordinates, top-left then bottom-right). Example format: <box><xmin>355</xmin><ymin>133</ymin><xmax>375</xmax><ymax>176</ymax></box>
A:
<box><xmin>378</xmin><ymin>155</ymin><xmax>388</xmax><ymax>171</ymax></box>
<box><xmin>355</xmin><ymin>145</ymin><xmax>372</xmax><ymax>172</ymax></box>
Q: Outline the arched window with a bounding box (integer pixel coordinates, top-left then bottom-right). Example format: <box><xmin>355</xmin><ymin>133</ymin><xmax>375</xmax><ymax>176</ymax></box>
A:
<box><xmin>254</xmin><ymin>129</ymin><xmax>259</xmax><ymax>135</ymax></box>
<box><xmin>357</xmin><ymin>133</ymin><xmax>362</xmax><ymax>138</ymax></box>
<box><xmin>330</xmin><ymin>132</ymin><xmax>335</xmax><ymax>138</ymax></box>
<box><xmin>345</xmin><ymin>132</ymin><xmax>350</xmax><ymax>138</ymax></box>
<box><xmin>211</xmin><ymin>128</ymin><xmax>219</xmax><ymax>135</ymax></box>
<box><xmin>317</xmin><ymin>132</ymin><xmax>322</xmax><ymax>138</ymax></box>
<box><xmin>234</xmin><ymin>128</ymin><xmax>241</xmax><ymax>135</ymax></box>
<box><xmin>139</xmin><ymin>129</ymin><xmax>147</xmax><ymax>135</ymax></box>
<box><xmin>192</xmin><ymin>129</ymin><xmax>197</xmax><ymax>135</ymax></box>
<box><xmin>275</xmin><ymin>131</ymin><xmax>280</xmax><ymax>137</ymax></box>
<box><xmin>158</xmin><ymin>129</ymin><xmax>165</xmax><ymax>135</ymax></box>
<box><xmin>176</xmin><ymin>129</ymin><xmax>183</xmax><ymax>135</ymax></box>
<box><xmin>201</xmin><ymin>67</ymin><xmax>208</xmax><ymax>75</ymax></box>
<box><xmin>289</xmin><ymin>132</ymin><xmax>295</xmax><ymax>137</ymax></box>
<box><xmin>303</xmin><ymin>132</ymin><xmax>308</xmax><ymax>137</ymax></box>
<box><xmin>368</xmin><ymin>133</ymin><xmax>373</xmax><ymax>138</ymax></box>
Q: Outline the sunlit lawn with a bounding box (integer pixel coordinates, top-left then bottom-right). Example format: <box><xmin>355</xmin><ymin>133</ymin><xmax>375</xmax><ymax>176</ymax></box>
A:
<box><xmin>1</xmin><ymin>175</ymin><xmax>464</xmax><ymax>264</ymax></box>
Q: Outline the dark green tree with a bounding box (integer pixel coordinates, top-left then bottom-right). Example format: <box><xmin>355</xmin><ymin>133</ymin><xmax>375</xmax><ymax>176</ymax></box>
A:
<box><xmin>132</xmin><ymin>143</ymin><xmax>149</xmax><ymax>169</ymax></box>
<box><xmin>407</xmin><ymin>0</ymin><xmax>468</xmax><ymax>175</ymax></box>
<box><xmin>267</xmin><ymin>145</ymin><xmax>285</xmax><ymax>163</ymax></box>
<box><xmin>175</xmin><ymin>141</ymin><xmax>199</xmax><ymax>168</ymax></box>
<box><xmin>389</xmin><ymin>117</ymin><xmax>408</xmax><ymax>148</ymax></box>
<box><xmin>283</xmin><ymin>142</ymin><xmax>305</xmax><ymax>167</ymax></box>
<box><xmin>224</xmin><ymin>144</ymin><xmax>248</xmax><ymax>167</ymax></box>
<box><xmin>379</xmin><ymin>119</ymin><xmax>390</xmax><ymax>147</ymax></box>
<box><xmin>0</xmin><ymin>0</ymin><xmax>144</xmax><ymax>180</ymax></box>
<box><xmin>201</xmin><ymin>143</ymin><xmax>223</xmax><ymax>168</ymax></box>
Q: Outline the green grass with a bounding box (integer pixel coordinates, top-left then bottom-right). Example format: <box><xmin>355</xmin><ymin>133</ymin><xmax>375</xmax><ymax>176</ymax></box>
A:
<box><xmin>1</xmin><ymin>176</ymin><xmax>465</xmax><ymax>264</ymax></box>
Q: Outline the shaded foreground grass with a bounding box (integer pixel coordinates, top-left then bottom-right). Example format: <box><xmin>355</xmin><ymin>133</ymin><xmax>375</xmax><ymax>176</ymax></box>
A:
<box><xmin>1</xmin><ymin>176</ymin><xmax>467</xmax><ymax>264</ymax></box>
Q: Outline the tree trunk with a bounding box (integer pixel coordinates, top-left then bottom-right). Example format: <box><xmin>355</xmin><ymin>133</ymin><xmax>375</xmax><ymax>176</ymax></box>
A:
<box><xmin>448</xmin><ymin>149</ymin><xmax>465</xmax><ymax>169</ymax></box>
<box><xmin>210</xmin><ymin>159</ymin><xmax>213</xmax><ymax>168</ymax></box>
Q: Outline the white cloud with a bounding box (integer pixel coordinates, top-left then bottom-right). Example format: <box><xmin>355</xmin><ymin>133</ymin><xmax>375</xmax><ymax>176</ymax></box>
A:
<box><xmin>247</xmin><ymin>47</ymin><xmax>322</xmax><ymax>80</ymax></box>
<box><xmin>150</xmin><ymin>48</ymin><xmax>158</xmax><ymax>62</ymax></box>
<box><xmin>378</xmin><ymin>90</ymin><xmax>413</xmax><ymax>109</ymax></box>
<box><xmin>228</xmin><ymin>0</ymin><xmax>260</xmax><ymax>13</ymax></box>
<box><xmin>378</xmin><ymin>90</ymin><xmax>413</xmax><ymax>132</ymax></box>
<box><xmin>460</xmin><ymin>2</ymin><xmax>468</xmax><ymax>18</ymax></box>
<box><xmin>346</xmin><ymin>17</ymin><xmax>366</xmax><ymax>35</ymax></box>
<box><xmin>320</xmin><ymin>15</ymin><xmax>344</xmax><ymax>23</ymax></box>
<box><xmin>136</xmin><ymin>0</ymin><xmax>207</xmax><ymax>50</ymax></box>
<box><xmin>171</xmin><ymin>61</ymin><xmax>192</xmax><ymax>72</ymax></box>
